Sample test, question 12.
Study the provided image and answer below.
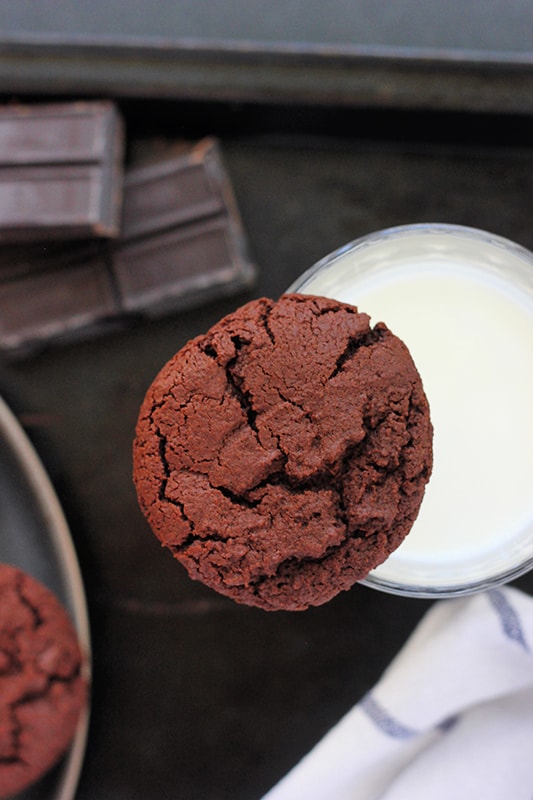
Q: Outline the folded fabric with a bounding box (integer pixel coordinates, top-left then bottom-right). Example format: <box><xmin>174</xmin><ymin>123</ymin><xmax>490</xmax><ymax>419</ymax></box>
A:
<box><xmin>262</xmin><ymin>586</ymin><xmax>533</xmax><ymax>800</ymax></box>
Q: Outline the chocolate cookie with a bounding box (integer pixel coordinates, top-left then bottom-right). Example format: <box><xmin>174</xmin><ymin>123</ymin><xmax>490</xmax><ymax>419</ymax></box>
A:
<box><xmin>0</xmin><ymin>563</ymin><xmax>87</xmax><ymax>799</ymax></box>
<box><xmin>134</xmin><ymin>294</ymin><xmax>432</xmax><ymax>610</ymax></box>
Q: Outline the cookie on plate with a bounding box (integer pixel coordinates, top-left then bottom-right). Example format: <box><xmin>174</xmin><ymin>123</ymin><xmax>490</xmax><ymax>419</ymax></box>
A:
<box><xmin>0</xmin><ymin>563</ymin><xmax>87</xmax><ymax>799</ymax></box>
<box><xmin>134</xmin><ymin>294</ymin><xmax>433</xmax><ymax>610</ymax></box>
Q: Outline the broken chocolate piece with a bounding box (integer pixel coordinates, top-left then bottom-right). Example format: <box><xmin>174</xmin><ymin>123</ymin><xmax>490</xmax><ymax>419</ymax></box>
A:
<box><xmin>0</xmin><ymin>101</ymin><xmax>124</xmax><ymax>242</ymax></box>
<box><xmin>112</xmin><ymin>138</ymin><xmax>256</xmax><ymax>315</ymax></box>
<box><xmin>120</xmin><ymin>138</ymin><xmax>227</xmax><ymax>240</ymax></box>
<box><xmin>0</xmin><ymin>137</ymin><xmax>256</xmax><ymax>356</ymax></box>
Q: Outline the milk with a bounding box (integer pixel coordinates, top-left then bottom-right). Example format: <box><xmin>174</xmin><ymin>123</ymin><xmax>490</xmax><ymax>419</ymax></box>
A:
<box><xmin>291</xmin><ymin>226</ymin><xmax>533</xmax><ymax>593</ymax></box>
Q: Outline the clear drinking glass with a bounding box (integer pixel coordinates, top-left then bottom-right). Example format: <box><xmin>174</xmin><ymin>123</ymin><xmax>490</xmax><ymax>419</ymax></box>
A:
<box><xmin>288</xmin><ymin>224</ymin><xmax>533</xmax><ymax>597</ymax></box>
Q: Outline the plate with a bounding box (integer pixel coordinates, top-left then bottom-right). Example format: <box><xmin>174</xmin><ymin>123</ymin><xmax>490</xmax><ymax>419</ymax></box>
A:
<box><xmin>0</xmin><ymin>394</ymin><xmax>91</xmax><ymax>800</ymax></box>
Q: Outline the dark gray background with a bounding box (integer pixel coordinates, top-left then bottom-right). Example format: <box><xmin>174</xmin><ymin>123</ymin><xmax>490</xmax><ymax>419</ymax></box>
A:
<box><xmin>1</xmin><ymin>0</ymin><xmax>532</xmax><ymax>57</ymax></box>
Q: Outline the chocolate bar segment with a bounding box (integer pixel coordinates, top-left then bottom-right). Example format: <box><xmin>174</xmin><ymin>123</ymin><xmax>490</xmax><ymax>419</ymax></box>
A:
<box><xmin>0</xmin><ymin>101</ymin><xmax>117</xmax><ymax>165</ymax></box>
<box><xmin>112</xmin><ymin>137</ymin><xmax>256</xmax><ymax>315</ymax></box>
<box><xmin>113</xmin><ymin>215</ymin><xmax>256</xmax><ymax>316</ymax></box>
<box><xmin>121</xmin><ymin>139</ymin><xmax>226</xmax><ymax>241</ymax></box>
<box><xmin>0</xmin><ymin>255</ymin><xmax>119</xmax><ymax>355</ymax></box>
<box><xmin>0</xmin><ymin>101</ymin><xmax>124</xmax><ymax>242</ymax></box>
<box><xmin>0</xmin><ymin>240</ymin><xmax>105</xmax><ymax>281</ymax></box>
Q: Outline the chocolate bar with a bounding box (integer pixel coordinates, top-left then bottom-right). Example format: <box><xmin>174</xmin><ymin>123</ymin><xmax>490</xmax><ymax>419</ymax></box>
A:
<box><xmin>0</xmin><ymin>101</ymin><xmax>124</xmax><ymax>242</ymax></box>
<box><xmin>0</xmin><ymin>138</ymin><xmax>256</xmax><ymax>356</ymax></box>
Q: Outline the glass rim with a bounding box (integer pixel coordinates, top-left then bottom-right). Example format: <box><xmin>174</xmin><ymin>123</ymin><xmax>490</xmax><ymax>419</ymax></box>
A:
<box><xmin>287</xmin><ymin>222</ymin><xmax>533</xmax><ymax>295</ymax></box>
<box><xmin>359</xmin><ymin>555</ymin><xmax>533</xmax><ymax>599</ymax></box>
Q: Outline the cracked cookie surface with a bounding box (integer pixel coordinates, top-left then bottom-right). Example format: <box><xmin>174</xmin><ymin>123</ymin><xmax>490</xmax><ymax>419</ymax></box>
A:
<box><xmin>133</xmin><ymin>293</ymin><xmax>433</xmax><ymax>610</ymax></box>
<box><xmin>0</xmin><ymin>563</ymin><xmax>87</xmax><ymax>799</ymax></box>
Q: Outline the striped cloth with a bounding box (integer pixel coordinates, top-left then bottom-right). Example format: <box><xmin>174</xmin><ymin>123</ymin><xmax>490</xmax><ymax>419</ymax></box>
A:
<box><xmin>262</xmin><ymin>587</ymin><xmax>533</xmax><ymax>800</ymax></box>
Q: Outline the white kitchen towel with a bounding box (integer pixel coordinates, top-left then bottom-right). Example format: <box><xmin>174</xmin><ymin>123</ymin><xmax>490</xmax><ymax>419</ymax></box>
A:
<box><xmin>262</xmin><ymin>586</ymin><xmax>533</xmax><ymax>800</ymax></box>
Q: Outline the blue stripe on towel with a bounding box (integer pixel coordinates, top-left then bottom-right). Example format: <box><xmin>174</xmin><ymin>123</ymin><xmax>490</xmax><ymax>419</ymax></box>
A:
<box><xmin>487</xmin><ymin>589</ymin><xmax>529</xmax><ymax>652</ymax></box>
<box><xmin>438</xmin><ymin>714</ymin><xmax>459</xmax><ymax>733</ymax></box>
<box><xmin>360</xmin><ymin>693</ymin><xmax>417</xmax><ymax>739</ymax></box>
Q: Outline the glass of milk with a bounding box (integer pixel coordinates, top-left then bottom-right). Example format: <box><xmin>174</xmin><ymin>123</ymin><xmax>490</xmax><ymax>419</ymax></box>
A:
<box><xmin>288</xmin><ymin>223</ymin><xmax>533</xmax><ymax>597</ymax></box>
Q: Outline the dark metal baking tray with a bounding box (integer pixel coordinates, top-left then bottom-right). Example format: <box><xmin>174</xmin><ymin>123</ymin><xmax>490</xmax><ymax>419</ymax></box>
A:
<box><xmin>0</xmin><ymin>0</ymin><xmax>532</xmax><ymax>113</ymax></box>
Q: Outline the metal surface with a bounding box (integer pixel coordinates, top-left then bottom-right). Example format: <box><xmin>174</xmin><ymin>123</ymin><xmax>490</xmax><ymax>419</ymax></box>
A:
<box><xmin>0</xmin><ymin>0</ymin><xmax>532</xmax><ymax>112</ymax></box>
<box><xmin>1</xmin><ymin>0</ymin><xmax>532</xmax><ymax>56</ymax></box>
<box><xmin>0</xmin><ymin>394</ymin><xmax>91</xmax><ymax>800</ymax></box>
